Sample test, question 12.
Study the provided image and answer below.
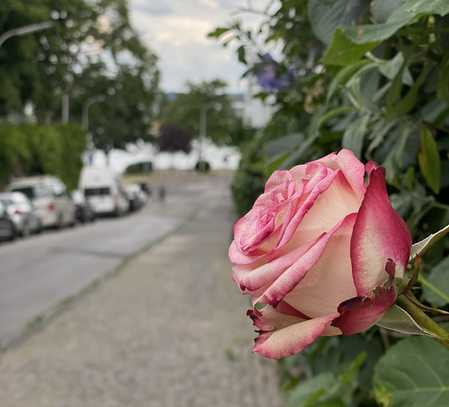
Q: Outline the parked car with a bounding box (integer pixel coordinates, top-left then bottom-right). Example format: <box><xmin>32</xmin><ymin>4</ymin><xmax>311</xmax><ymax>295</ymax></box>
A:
<box><xmin>79</xmin><ymin>167</ymin><xmax>129</xmax><ymax>216</ymax></box>
<box><xmin>0</xmin><ymin>192</ymin><xmax>42</xmax><ymax>236</ymax></box>
<box><xmin>8</xmin><ymin>176</ymin><xmax>76</xmax><ymax>229</ymax></box>
<box><xmin>124</xmin><ymin>184</ymin><xmax>147</xmax><ymax>212</ymax></box>
<box><xmin>72</xmin><ymin>190</ymin><xmax>96</xmax><ymax>223</ymax></box>
<box><xmin>0</xmin><ymin>201</ymin><xmax>16</xmax><ymax>241</ymax></box>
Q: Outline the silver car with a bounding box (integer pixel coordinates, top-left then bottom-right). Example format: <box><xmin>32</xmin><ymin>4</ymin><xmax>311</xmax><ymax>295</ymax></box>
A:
<box><xmin>0</xmin><ymin>192</ymin><xmax>42</xmax><ymax>236</ymax></box>
<box><xmin>8</xmin><ymin>176</ymin><xmax>76</xmax><ymax>229</ymax></box>
<box><xmin>0</xmin><ymin>201</ymin><xmax>16</xmax><ymax>241</ymax></box>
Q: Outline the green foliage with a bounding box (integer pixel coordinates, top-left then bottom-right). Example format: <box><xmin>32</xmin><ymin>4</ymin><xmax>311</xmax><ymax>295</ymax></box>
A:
<box><xmin>324</xmin><ymin>0</ymin><xmax>449</xmax><ymax>66</ymax></box>
<box><xmin>0</xmin><ymin>124</ymin><xmax>85</xmax><ymax>189</ymax></box>
<box><xmin>374</xmin><ymin>337</ymin><xmax>449</xmax><ymax>407</ymax></box>
<box><xmin>418</xmin><ymin>127</ymin><xmax>441</xmax><ymax>194</ymax></box>
<box><xmin>422</xmin><ymin>256</ymin><xmax>449</xmax><ymax>307</ymax></box>
<box><xmin>0</xmin><ymin>0</ymin><xmax>160</xmax><ymax>150</ymax></box>
<box><xmin>159</xmin><ymin>80</ymin><xmax>254</xmax><ymax>147</ymax></box>
<box><xmin>231</xmin><ymin>135</ymin><xmax>266</xmax><ymax>215</ymax></box>
<box><xmin>211</xmin><ymin>0</ymin><xmax>449</xmax><ymax>404</ymax></box>
<box><xmin>287</xmin><ymin>352</ymin><xmax>367</xmax><ymax>407</ymax></box>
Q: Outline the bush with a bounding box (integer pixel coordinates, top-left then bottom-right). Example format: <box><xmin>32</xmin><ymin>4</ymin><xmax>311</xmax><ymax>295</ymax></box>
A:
<box><xmin>231</xmin><ymin>138</ymin><xmax>266</xmax><ymax>216</ymax></box>
<box><xmin>125</xmin><ymin>161</ymin><xmax>153</xmax><ymax>175</ymax></box>
<box><xmin>0</xmin><ymin>124</ymin><xmax>86</xmax><ymax>190</ymax></box>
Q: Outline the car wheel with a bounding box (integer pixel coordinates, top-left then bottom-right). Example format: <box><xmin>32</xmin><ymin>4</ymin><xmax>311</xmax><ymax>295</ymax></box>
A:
<box><xmin>35</xmin><ymin>220</ymin><xmax>43</xmax><ymax>234</ymax></box>
<box><xmin>21</xmin><ymin>222</ymin><xmax>31</xmax><ymax>238</ymax></box>
<box><xmin>8</xmin><ymin>222</ymin><xmax>17</xmax><ymax>241</ymax></box>
<box><xmin>55</xmin><ymin>213</ymin><xmax>64</xmax><ymax>229</ymax></box>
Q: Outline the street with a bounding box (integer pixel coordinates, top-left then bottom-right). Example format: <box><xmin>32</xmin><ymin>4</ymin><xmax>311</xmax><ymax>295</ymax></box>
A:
<box><xmin>0</xmin><ymin>175</ymin><xmax>205</xmax><ymax>347</ymax></box>
<box><xmin>0</xmin><ymin>174</ymin><xmax>281</xmax><ymax>406</ymax></box>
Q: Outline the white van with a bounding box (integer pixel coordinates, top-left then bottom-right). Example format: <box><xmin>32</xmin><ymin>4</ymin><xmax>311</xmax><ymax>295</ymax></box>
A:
<box><xmin>79</xmin><ymin>167</ymin><xmax>129</xmax><ymax>216</ymax></box>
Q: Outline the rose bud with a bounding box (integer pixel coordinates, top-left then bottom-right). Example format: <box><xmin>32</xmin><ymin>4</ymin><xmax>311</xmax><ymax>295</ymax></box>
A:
<box><xmin>229</xmin><ymin>149</ymin><xmax>411</xmax><ymax>359</ymax></box>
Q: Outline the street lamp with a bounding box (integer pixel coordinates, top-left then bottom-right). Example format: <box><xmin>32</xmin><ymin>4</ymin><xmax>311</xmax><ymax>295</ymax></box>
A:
<box><xmin>198</xmin><ymin>100</ymin><xmax>222</xmax><ymax>164</ymax></box>
<box><xmin>82</xmin><ymin>95</ymin><xmax>106</xmax><ymax>131</ymax></box>
<box><xmin>0</xmin><ymin>21</ymin><xmax>53</xmax><ymax>47</ymax></box>
<box><xmin>82</xmin><ymin>95</ymin><xmax>106</xmax><ymax>166</ymax></box>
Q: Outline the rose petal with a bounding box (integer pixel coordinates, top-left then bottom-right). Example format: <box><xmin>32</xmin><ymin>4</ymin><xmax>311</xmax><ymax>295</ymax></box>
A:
<box><xmin>336</xmin><ymin>149</ymin><xmax>366</xmax><ymax>198</ymax></box>
<box><xmin>276</xmin><ymin>168</ymin><xmax>337</xmax><ymax>248</ymax></box>
<box><xmin>253</xmin><ymin>313</ymin><xmax>338</xmax><ymax>359</ymax></box>
<box><xmin>228</xmin><ymin>240</ymin><xmax>264</xmax><ymax>265</ymax></box>
<box><xmin>247</xmin><ymin>305</ymin><xmax>305</xmax><ymax>332</ymax></box>
<box><xmin>351</xmin><ymin>168</ymin><xmax>412</xmax><ymax>297</ymax></box>
<box><xmin>283</xmin><ymin>171</ymin><xmax>362</xmax><ymax>253</ymax></box>
<box><xmin>264</xmin><ymin>170</ymin><xmax>293</xmax><ymax>193</ymax></box>
<box><xmin>257</xmin><ymin>215</ymin><xmax>352</xmax><ymax>307</ymax></box>
<box><xmin>283</xmin><ymin>213</ymin><xmax>358</xmax><ymax>318</ymax></box>
<box><xmin>232</xmin><ymin>239</ymin><xmax>315</xmax><ymax>292</ymax></box>
<box><xmin>333</xmin><ymin>287</ymin><xmax>396</xmax><ymax>335</ymax></box>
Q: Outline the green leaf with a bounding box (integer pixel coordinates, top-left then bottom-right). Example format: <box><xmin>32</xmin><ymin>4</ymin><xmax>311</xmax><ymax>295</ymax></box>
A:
<box><xmin>207</xmin><ymin>26</ymin><xmax>230</xmax><ymax>38</ymax></box>
<box><xmin>418</xmin><ymin>127</ymin><xmax>441</xmax><ymax>194</ymax></box>
<box><xmin>324</xmin><ymin>0</ymin><xmax>449</xmax><ymax>66</ymax></box>
<box><xmin>323</xmin><ymin>29</ymin><xmax>377</xmax><ymax>66</ymax></box>
<box><xmin>421</xmin><ymin>257</ymin><xmax>449</xmax><ymax>306</ymax></box>
<box><xmin>437</xmin><ymin>57</ymin><xmax>449</xmax><ymax>103</ymax></box>
<box><xmin>387</xmin><ymin>65</ymin><xmax>432</xmax><ymax>118</ymax></box>
<box><xmin>378</xmin><ymin>52</ymin><xmax>413</xmax><ymax>85</ymax></box>
<box><xmin>308</xmin><ymin>0</ymin><xmax>369</xmax><ymax>45</ymax></box>
<box><xmin>342</xmin><ymin>114</ymin><xmax>370</xmax><ymax>157</ymax></box>
<box><xmin>287</xmin><ymin>373</ymin><xmax>335</xmax><ymax>407</ymax></box>
<box><xmin>374</xmin><ymin>337</ymin><xmax>449</xmax><ymax>407</ymax></box>
<box><xmin>237</xmin><ymin>45</ymin><xmax>247</xmax><ymax>64</ymax></box>
<box><xmin>371</xmin><ymin>0</ymin><xmax>404</xmax><ymax>23</ymax></box>
<box><xmin>377</xmin><ymin>304</ymin><xmax>433</xmax><ymax>336</ymax></box>
<box><xmin>326</xmin><ymin>60</ymin><xmax>371</xmax><ymax>101</ymax></box>
<box><xmin>411</xmin><ymin>224</ymin><xmax>449</xmax><ymax>260</ymax></box>
<box><xmin>281</xmin><ymin>107</ymin><xmax>352</xmax><ymax>169</ymax></box>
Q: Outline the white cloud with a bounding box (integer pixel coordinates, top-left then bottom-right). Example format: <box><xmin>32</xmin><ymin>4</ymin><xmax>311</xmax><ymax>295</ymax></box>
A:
<box><xmin>129</xmin><ymin>0</ymin><xmax>272</xmax><ymax>92</ymax></box>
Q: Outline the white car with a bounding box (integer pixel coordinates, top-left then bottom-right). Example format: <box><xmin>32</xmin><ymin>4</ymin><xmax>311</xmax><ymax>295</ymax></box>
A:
<box><xmin>79</xmin><ymin>167</ymin><xmax>129</xmax><ymax>216</ymax></box>
<box><xmin>8</xmin><ymin>176</ymin><xmax>76</xmax><ymax>229</ymax></box>
<box><xmin>124</xmin><ymin>184</ymin><xmax>148</xmax><ymax>212</ymax></box>
<box><xmin>0</xmin><ymin>192</ymin><xmax>42</xmax><ymax>236</ymax></box>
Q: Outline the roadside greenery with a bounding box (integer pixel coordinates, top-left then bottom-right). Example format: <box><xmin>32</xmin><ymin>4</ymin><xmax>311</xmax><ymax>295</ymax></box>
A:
<box><xmin>158</xmin><ymin>79</ymin><xmax>255</xmax><ymax>148</ymax></box>
<box><xmin>0</xmin><ymin>124</ymin><xmax>85</xmax><ymax>190</ymax></box>
<box><xmin>0</xmin><ymin>0</ymin><xmax>159</xmax><ymax>151</ymax></box>
<box><xmin>211</xmin><ymin>1</ymin><xmax>449</xmax><ymax>405</ymax></box>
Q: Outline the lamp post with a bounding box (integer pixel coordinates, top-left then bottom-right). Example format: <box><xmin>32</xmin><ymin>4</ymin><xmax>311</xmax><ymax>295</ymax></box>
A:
<box><xmin>198</xmin><ymin>101</ymin><xmax>221</xmax><ymax>163</ymax></box>
<box><xmin>0</xmin><ymin>22</ymin><xmax>52</xmax><ymax>47</ymax></box>
<box><xmin>82</xmin><ymin>95</ymin><xmax>106</xmax><ymax>165</ymax></box>
<box><xmin>198</xmin><ymin>105</ymin><xmax>208</xmax><ymax>163</ymax></box>
<box><xmin>82</xmin><ymin>95</ymin><xmax>106</xmax><ymax>131</ymax></box>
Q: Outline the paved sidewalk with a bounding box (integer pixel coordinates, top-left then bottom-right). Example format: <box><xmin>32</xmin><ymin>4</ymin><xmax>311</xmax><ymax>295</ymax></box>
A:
<box><xmin>0</xmin><ymin>176</ymin><xmax>282</xmax><ymax>407</ymax></box>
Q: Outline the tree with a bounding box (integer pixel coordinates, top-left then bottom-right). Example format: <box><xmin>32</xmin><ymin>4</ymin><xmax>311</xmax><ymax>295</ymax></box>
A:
<box><xmin>159</xmin><ymin>79</ymin><xmax>254</xmax><ymax>147</ymax></box>
<box><xmin>0</xmin><ymin>0</ymin><xmax>160</xmax><ymax>151</ymax></box>
<box><xmin>157</xmin><ymin>123</ymin><xmax>192</xmax><ymax>154</ymax></box>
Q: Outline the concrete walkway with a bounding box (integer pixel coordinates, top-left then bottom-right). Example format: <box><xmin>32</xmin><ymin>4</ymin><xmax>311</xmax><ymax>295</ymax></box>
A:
<box><xmin>0</xmin><ymin>175</ymin><xmax>282</xmax><ymax>407</ymax></box>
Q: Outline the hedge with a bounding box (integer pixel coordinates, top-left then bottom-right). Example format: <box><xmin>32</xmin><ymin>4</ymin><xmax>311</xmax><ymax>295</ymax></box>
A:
<box><xmin>0</xmin><ymin>124</ymin><xmax>86</xmax><ymax>190</ymax></box>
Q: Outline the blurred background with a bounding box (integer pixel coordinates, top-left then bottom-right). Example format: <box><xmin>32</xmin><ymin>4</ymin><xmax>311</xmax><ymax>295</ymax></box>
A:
<box><xmin>2</xmin><ymin>1</ymin><xmax>449</xmax><ymax>406</ymax></box>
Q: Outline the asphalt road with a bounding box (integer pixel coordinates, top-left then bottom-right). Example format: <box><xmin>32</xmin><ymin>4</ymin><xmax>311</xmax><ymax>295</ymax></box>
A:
<box><xmin>0</xmin><ymin>178</ymin><xmax>209</xmax><ymax>347</ymax></box>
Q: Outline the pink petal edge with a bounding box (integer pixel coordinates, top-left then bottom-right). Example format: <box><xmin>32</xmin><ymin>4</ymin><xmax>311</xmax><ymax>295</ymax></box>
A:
<box><xmin>351</xmin><ymin>168</ymin><xmax>411</xmax><ymax>297</ymax></box>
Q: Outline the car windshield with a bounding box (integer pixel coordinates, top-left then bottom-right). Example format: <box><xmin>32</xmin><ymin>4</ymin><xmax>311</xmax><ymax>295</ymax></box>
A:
<box><xmin>11</xmin><ymin>187</ymin><xmax>34</xmax><ymax>200</ymax></box>
<box><xmin>84</xmin><ymin>187</ymin><xmax>111</xmax><ymax>197</ymax></box>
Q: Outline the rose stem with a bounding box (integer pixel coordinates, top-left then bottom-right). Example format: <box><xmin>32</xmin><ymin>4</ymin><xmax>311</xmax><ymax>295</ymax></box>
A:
<box><xmin>397</xmin><ymin>295</ymin><xmax>449</xmax><ymax>351</ymax></box>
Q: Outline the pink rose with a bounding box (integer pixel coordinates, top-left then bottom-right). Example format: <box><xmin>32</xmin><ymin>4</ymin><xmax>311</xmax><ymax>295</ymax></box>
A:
<box><xmin>229</xmin><ymin>149</ymin><xmax>411</xmax><ymax>359</ymax></box>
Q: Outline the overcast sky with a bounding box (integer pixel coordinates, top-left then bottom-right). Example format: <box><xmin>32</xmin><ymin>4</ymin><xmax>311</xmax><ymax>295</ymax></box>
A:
<box><xmin>129</xmin><ymin>0</ymin><xmax>272</xmax><ymax>93</ymax></box>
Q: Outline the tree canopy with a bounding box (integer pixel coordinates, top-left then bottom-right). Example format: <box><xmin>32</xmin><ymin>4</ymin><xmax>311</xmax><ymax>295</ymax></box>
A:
<box><xmin>159</xmin><ymin>79</ymin><xmax>255</xmax><ymax>147</ymax></box>
<box><xmin>0</xmin><ymin>0</ymin><xmax>159</xmax><ymax>150</ymax></box>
